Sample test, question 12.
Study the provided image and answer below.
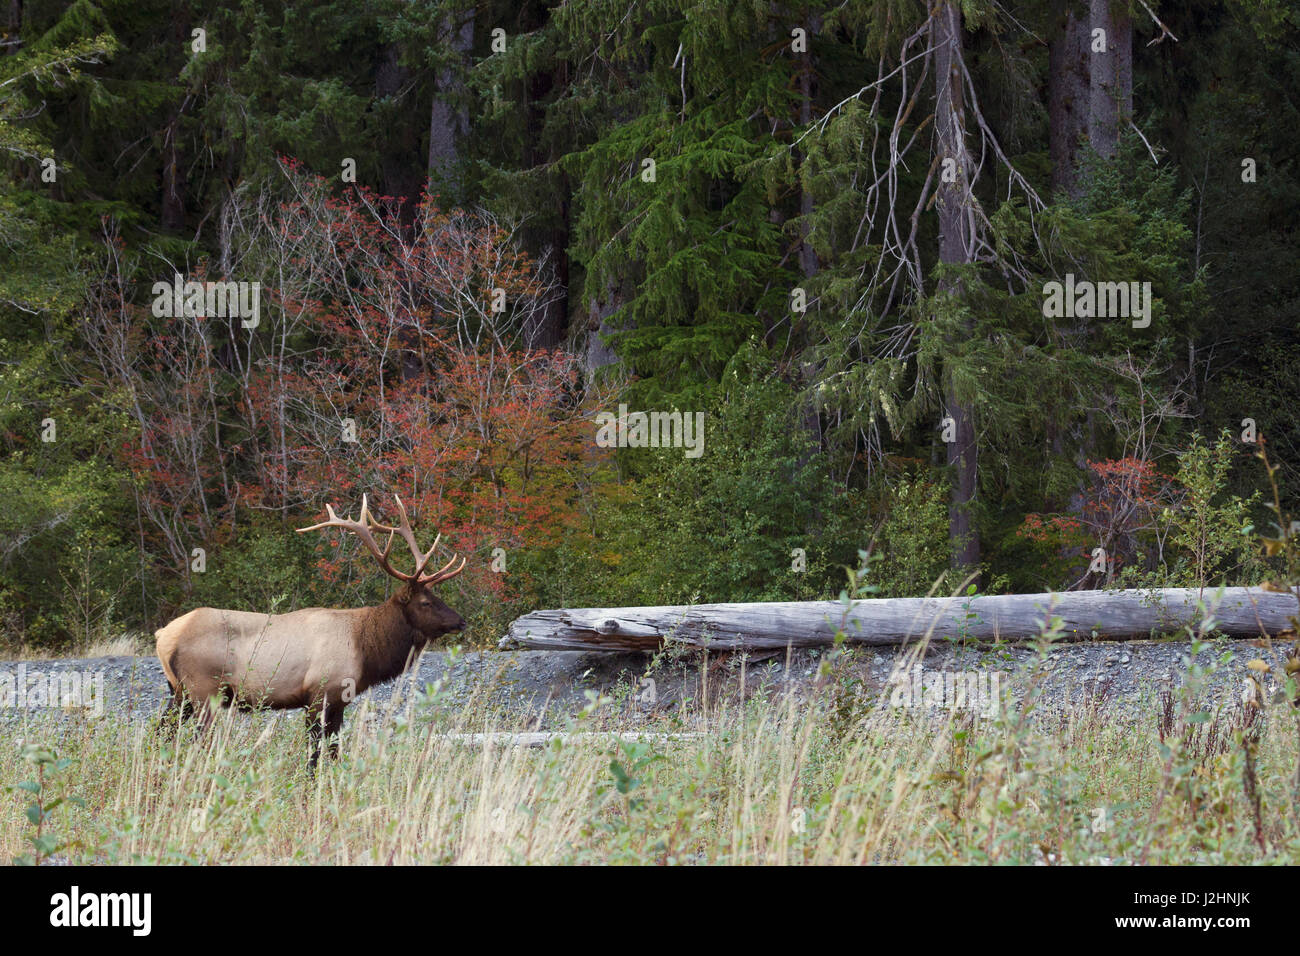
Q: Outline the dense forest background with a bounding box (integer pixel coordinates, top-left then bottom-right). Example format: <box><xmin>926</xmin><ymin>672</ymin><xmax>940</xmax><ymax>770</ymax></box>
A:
<box><xmin>0</xmin><ymin>0</ymin><xmax>1296</xmax><ymax>649</ymax></box>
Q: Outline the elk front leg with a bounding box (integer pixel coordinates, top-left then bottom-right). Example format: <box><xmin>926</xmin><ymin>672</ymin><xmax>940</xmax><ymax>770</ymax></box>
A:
<box><xmin>325</xmin><ymin>704</ymin><xmax>344</xmax><ymax>761</ymax></box>
<box><xmin>157</xmin><ymin>686</ymin><xmax>195</xmax><ymax>742</ymax></box>
<box><xmin>194</xmin><ymin>692</ymin><xmax>223</xmax><ymax>735</ymax></box>
<box><xmin>305</xmin><ymin>698</ymin><xmax>345</xmax><ymax>772</ymax></box>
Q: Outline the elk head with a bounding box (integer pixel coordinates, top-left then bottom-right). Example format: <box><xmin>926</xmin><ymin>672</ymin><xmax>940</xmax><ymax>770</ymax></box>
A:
<box><xmin>298</xmin><ymin>495</ymin><xmax>467</xmax><ymax>641</ymax></box>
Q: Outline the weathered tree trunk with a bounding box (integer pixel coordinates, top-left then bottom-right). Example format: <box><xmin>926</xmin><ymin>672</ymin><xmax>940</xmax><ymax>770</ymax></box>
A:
<box><xmin>376</xmin><ymin>44</ymin><xmax>422</xmax><ymax>229</ymax></box>
<box><xmin>933</xmin><ymin>2</ymin><xmax>980</xmax><ymax>573</ymax></box>
<box><xmin>428</xmin><ymin>11</ymin><xmax>474</xmax><ymax>198</ymax></box>
<box><xmin>1088</xmin><ymin>0</ymin><xmax>1132</xmax><ymax>160</ymax></box>
<box><xmin>523</xmin><ymin>45</ymin><xmax>569</xmax><ymax>350</ymax></box>
<box><xmin>161</xmin><ymin>109</ymin><xmax>186</xmax><ymax>230</ymax></box>
<box><xmin>161</xmin><ymin>7</ymin><xmax>189</xmax><ymax>232</ymax></box>
<box><xmin>796</xmin><ymin>12</ymin><xmax>820</xmax><ymax>280</ymax></box>
<box><xmin>584</xmin><ymin>277</ymin><xmax>626</xmax><ymax>376</ymax></box>
<box><xmin>501</xmin><ymin>588</ymin><xmax>1300</xmax><ymax>652</ymax></box>
<box><xmin>793</xmin><ymin>11</ymin><xmax>824</xmax><ymax>480</ymax></box>
<box><xmin>529</xmin><ymin>208</ymin><xmax>570</xmax><ymax>350</ymax></box>
<box><xmin>1048</xmin><ymin>1</ymin><xmax>1090</xmax><ymax>197</ymax></box>
<box><xmin>4</xmin><ymin>0</ymin><xmax>21</xmax><ymax>55</ymax></box>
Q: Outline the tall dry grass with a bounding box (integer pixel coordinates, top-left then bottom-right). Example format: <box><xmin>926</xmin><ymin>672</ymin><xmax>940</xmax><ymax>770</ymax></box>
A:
<box><xmin>2</xmin><ymin>636</ymin><xmax>1299</xmax><ymax>864</ymax></box>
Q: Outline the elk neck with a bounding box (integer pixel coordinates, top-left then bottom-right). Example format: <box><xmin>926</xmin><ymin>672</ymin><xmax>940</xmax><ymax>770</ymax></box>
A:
<box><xmin>353</xmin><ymin>597</ymin><xmax>425</xmax><ymax>690</ymax></box>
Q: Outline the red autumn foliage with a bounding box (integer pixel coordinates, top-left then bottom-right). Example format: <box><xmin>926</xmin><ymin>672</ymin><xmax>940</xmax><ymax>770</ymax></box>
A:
<box><xmin>1018</xmin><ymin>456</ymin><xmax>1174</xmax><ymax>585</ymax></box>
<box><xmin>88</xmin><ymin>161</ymin><xmax>616</xmax><ymax>618</ymax></box>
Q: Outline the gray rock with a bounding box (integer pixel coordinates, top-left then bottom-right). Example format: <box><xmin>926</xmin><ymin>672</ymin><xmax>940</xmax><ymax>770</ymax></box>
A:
<box><xmin>0</xmin><ymin>636</ymin><xmax>1289</xmax><ymax>730</ymax></box>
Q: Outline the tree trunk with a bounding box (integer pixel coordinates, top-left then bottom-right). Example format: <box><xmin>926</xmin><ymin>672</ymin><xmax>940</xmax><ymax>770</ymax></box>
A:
<box><xmin>376</xmin><ymin>44</ymin><xmax>422</xmax><ymax>228</ymax></box>
<box><xmin>540</xmin><ymin>173</ymin><xmax>571</xmax><ymax>350</ymax></box>
<box><xmin>933</xmin><ymin>1</ymin><xmax>980</xmax><ymax>572</ymax></box>
<box><xmin>428</xmin><ymin>11</ymin><xmax>474</xmax><ymax>199</ymax></box>
<box><xmin>794</xmin><ymin>11</ymin><xmax>823</xmax><ymax>478</ymax></box>
<box><xmin>1048</xmin><ymin>2</ymin><xmax>1089</xmax><ymax>197</ymax></box>
<box><xmin>524</xmin><ymin>51</ymin><xmax>569</xmax><ymax>349</ymax></box>
<box><xmin>1088</xmin><ymin>0</ymin><xmax>1132</xmax><ymax>160</ymax></box>
<box><xmin>161</xmin><ymin>109</ymin><xmax>185</xmax><ymax>231</ymax></box>
<box><xmin>500</xmin><ymin>587</ymin><xmax>1300</xmax><ymax>651</ymax></box>
<box><xmin>160</xmin><ymin>7</ymin><xmax>189</xmax><ymax>232</ymax></box>
<box><xmin>4</xmin><ymin>0</ymin><xmax>21</xmax><ymax>55</ymax></box>
<box><xmin>796</xmin><ymin>12</ymin><xmax>820</xmax><ymax>280</ymax></box>
<box><xmin>584</xmin><ymin>278</ymin><xmax>626</xmax><ymax>376</ymax></box>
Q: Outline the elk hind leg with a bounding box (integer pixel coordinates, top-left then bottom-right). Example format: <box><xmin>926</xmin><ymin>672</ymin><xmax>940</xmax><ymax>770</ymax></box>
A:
<box><xmin>305</xmin><ymin>703</ymin><xmax>324</xmax><ymax>774</ymax></box>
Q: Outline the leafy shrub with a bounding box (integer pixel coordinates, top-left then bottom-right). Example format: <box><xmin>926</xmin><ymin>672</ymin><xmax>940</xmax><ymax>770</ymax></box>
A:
<box><xmin>865</xmin><ymin>476</ymin><xmax>953</xmax><ymax>597</ymax></box>
<box><xmin>1114</xmin><ymin>431</ymin><xmax>1262</xmax><ymax>589</ymax></box>
<box><xmin>585</xmin><ymin>346</ymin><xmax>860</xmax><ymax>606</ymax></box>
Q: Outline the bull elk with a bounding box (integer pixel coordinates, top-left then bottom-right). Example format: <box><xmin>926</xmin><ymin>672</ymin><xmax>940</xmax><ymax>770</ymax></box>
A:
<box><xmin>155</xmin><ymin>495</ymin><xmax>466</xmax><ymax>769</ymax></box>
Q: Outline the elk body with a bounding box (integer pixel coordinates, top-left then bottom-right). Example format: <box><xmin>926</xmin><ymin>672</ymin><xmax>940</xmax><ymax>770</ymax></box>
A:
<box><xmin>155</xmin><ymin>496</ymin><xmax>466</xmax><ymax>769</ymax></box>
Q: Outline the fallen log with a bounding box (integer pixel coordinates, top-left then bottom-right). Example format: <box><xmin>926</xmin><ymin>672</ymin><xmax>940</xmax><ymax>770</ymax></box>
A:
<box><xmin>499</xmin><ymin>587</ymin><xmax>1300</xmax><ymax>652</ymax></box>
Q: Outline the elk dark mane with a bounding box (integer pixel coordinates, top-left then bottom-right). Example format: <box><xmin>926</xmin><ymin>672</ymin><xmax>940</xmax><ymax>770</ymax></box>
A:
<box><xmin>356</xmin><ymin>597</ymin><xmax>426</xmax><ymax>689</ymax></box>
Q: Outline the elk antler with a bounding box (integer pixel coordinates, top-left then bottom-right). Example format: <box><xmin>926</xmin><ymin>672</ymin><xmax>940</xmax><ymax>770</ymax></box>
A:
<box><xmin>361</xmin><ymin>495</ymin><xmax>442</xmax><ymax>579</ymax></box>
<box><xmin>420</xmin><ymin>553</ymin><xmax>466</xmax><ymax>585</ymax></box>
<box><xmin>298</xmin><ymin>494</ymin><xmax>464</xmax><ymax>585</ymax></box>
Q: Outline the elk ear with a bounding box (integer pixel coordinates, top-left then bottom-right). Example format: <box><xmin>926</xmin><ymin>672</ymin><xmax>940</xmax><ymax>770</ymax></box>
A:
<box><xmin>395</xmin><ymin>588</ymin><xmax>411</xmax><ymax>605</ymax></box>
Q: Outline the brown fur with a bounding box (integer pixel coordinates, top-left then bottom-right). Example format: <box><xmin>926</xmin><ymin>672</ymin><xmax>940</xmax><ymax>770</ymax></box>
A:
<box><xmin>155</xmin><ymin>581</ymin><xmax>464</xmax><ymax>769</ymax></box>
